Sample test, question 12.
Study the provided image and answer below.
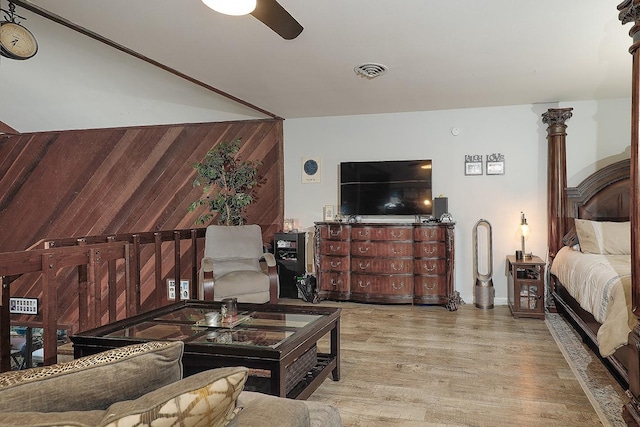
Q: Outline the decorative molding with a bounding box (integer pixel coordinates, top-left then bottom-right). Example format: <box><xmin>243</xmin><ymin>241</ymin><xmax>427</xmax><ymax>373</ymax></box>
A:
<box><xmin>618</xmin><ymin>0</ymin><xmax>640</xmax><ymax>25</ymax></box>
<box><xmin>541</xmin><ymin>108</ymin><xmax>573</xmax><ymax>127</ymax></box>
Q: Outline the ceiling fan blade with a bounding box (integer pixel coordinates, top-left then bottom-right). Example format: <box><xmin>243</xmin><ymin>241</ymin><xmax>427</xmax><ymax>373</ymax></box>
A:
<box><xmin>250</xmin><ymin>0</ymin><xmax>303</xmax><ymax>40</ymax></box>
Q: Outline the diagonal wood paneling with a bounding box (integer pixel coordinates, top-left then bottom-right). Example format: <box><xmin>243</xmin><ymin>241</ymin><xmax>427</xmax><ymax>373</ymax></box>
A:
<box><xmin>0</xmin><ymin>119</ymin><xmax>284</xmax><ymax>330</ymax></box>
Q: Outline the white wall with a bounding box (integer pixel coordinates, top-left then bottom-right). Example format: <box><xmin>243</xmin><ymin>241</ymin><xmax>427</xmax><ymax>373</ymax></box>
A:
<box><xmin>0</xmin><ymin>8</ymin><xmax>265</xmax><ymax>133</ymax></box>
<box><xmin>283</xmin><ymin>98</ymin><xmax>631</xmax><ymax>305</ymax></box>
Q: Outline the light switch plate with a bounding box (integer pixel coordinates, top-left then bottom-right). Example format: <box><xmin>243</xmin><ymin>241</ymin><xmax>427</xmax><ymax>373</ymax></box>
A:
<box><xmin>9</xmin><ymin>297</ymin><xmax>39</xmax><ymax>314</ymax></box>
<box><xmin>167</xmin><ymin>279</ymin><xmax>190</xmax><ymax>300</ymax></box>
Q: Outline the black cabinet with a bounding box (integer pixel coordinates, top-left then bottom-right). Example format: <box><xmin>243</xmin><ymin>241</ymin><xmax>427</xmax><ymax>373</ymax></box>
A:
<box><xmin>274</xmin><ymin>232</ymin><xmax>306</xmax><ymax>298</ymax></box>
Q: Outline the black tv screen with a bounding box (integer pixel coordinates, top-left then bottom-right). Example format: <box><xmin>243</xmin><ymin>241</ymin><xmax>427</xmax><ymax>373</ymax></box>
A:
<box><xmin>340</xmin><ymin>160</ymin><xmax>432</xmax><ymax>216</ymax></box>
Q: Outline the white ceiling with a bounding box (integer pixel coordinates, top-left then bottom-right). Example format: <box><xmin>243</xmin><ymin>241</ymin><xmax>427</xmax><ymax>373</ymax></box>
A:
<box><xmin>23</xmin><ymin>0</ymin><xmax>634</xmax><ymax>119</ymax></box>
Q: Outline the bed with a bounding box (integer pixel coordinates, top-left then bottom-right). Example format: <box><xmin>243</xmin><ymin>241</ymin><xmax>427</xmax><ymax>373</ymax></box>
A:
<box><xmin>547</xmin><ymin>2</ymin><xmax>640</xmax><ymax>424</ymax></box>
<box><xmin>544</xmin><ymin>117</ymin><xmax>639</xmax><ymax>424</ymax></box>
<box><xmin>546</xmin><ymin>145</ymin><xmax>633</xmax><ymax>367</ymax></box>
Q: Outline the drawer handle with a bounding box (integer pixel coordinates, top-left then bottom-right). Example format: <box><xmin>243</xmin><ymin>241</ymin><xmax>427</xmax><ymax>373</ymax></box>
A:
<box><xmin>330</xmin><ymin>245</ymin><xmax>341</xmax><ymax>252</ymax></box>
<box><xmin>358</xmin><ymin>230</ymin><xmax>370</xmax><ymax>237</ymax></box>
<box><xmin>423</xmin><ymin>247</ymin><xmax>436</xmax><ymax>255</ymax></box>
<box><xmin>330</xmin><ymin>279</ymin><xmax>341</xmax><ymax>287</ymax></box>
<box><xmin>330</xmin><ymin>229</ymin><xmax>341</xmax><ymax>237</ymax></box>
<box><xmin>358</xmin><ymin>280</ymin><xmax>370</xmax><ymax>288</ymax></box>
<box><xmin>330</xmin><ymin>260</ymin><xmax>342</xmax><ymax>268</ymax></box>
<box><xmin>358</xmin><ymin>246</ymin><xmax>370</xmax><ymax>253</ymax></box>
<box><xmin>390</xmin><ymin>230</ymin><xmax>403</xmax><ymax>238</ymax></box>
<box><xmin>424</xmin><ymin>264</ymin><xmax>435</xmax><ymax>272</ymax></box>
<box><xmin>391</xmin><ymin>262</ymin><xmax>404</xmax><ymax>271</ymax></box>
<box><xmin>358</xmin><ymin>261</ymin><xmax>370</xmax><ymax>270</ymax></box>
<box><xmin>392</xmin><ymin>282</ymin><xmax>404</xmax><ymax>290</ymax></box>
<box><xmin>391</xmin><ymin>247</ymin><xmax>403</xmax><ymax>255</ymax></box>
<box><xmin>422</xmin><ymin>229</ymin><xmax>436</xmax><ymax>238</ymax></box>
<box><xmin>424</xmin><ymin>282</ymin><xmax>436</xmax><ymax>290</ymax></box>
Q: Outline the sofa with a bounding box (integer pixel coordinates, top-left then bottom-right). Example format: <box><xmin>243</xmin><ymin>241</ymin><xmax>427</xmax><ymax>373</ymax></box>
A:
<box><xmin>0</xmin><ymin>341</ymin><xmax>341</xmax><ymax>427</ymax></box>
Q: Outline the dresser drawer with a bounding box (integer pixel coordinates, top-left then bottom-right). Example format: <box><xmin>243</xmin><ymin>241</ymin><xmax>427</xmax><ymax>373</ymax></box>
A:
<box><xmin>320</xmin><ymin>256</ymin><xmax>350</xmax><ymax>272</ymax></box>
<box><xmin>320</xmin><ymin>240</ymin><xmax>350</xmax><ymax>256</ymax></box>
<box><xmin>351</xmin><ymin>274</ymin><xmax>414</xmax><ymax>295</ymax></box>
<box><xmin>351</xmin><ymin>257</ymin><xmax>413</xmax><ymax>274</ymax></box>
<box><xmin>319</xmin><ymin>272</ymin><xmax>350</xmax><ymax>292</ymax></box>
<box><xmin>318</xmin><ymin>224</ymin><xmax>351</xmax><ymax>240</ymax></box>
<box><xmin>351</xmin><ymin>241</ymin><xmax>413</xmax><ymax>257</ymax></box>
<box><xmin>414</xmin><ymin>275</ymin><xmax>447</xmax><ymax>296</ymax></box>
<box><xmin>414</xmin><ymin>259</ymin><xmax>446</xmax><ymax>275</ymax></box>
<box><xmin>414</xmin><ymin>242</ymin><xmax>446</xmax><ymax>258</ymax></box>
<box><xmin>351</xmin><ymin>226</ymin><xmax>412</xmax><ymax>241</ymax></box>
<box><xmin>414</xmin><ymin>226</ymin><xmax>445</xmax><ymax>242</ymax></box>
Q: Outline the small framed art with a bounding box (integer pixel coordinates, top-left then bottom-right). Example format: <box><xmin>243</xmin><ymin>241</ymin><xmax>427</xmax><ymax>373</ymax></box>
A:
<box><xmin>486</xmin><ymin>153</ymin><xmax>505</xmax><ymax>175</ymax></box>
<box><xmin>465</xmin><ymin>154</ymin><xmax>483</xmax><ymax>176</ymax></box>
<box><xmin>302</xmin><ymin>157</ymin><xmax>321</xmax><ymax>183</ymax></box>
<box><xmin>323</xmin><ymin>205</ymin><xmax>334</xmax><ymax>221</ymax></box>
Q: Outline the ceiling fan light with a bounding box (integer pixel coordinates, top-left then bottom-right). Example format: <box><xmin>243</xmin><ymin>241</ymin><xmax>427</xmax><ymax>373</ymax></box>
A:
<box><xmin>202</xmin><ymin>0</ymin><xmax>257</xmax><ymax>16</ymax></box>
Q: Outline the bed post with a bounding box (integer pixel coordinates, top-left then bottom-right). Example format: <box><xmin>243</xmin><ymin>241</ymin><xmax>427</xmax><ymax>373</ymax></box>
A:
<box><xmin>619</xmin><ymin>1</ymin><xmax>640</xmax><ymax>425</ymax></box>
<box><xmin>542</xmin><ymin>108</ymin><xmax>573</xmax><ymax>263</ymax></box>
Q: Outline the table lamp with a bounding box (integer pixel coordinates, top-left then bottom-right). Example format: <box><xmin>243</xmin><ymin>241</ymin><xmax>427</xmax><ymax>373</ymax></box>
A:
<box><xmin>520</xmin><ymin>211</ymin><xmax>532</xmax><ymax>258</ymax></box>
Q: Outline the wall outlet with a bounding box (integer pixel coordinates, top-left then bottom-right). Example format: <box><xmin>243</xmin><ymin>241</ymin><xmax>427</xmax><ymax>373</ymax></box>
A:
<box><xmin>167</xmin><ymin>279</ymin><xmax>190</xmax><ymax>300</ymax></box>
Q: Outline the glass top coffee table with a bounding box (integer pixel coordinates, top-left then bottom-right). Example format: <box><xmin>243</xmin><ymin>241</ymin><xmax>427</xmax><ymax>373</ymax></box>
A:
<box><xmin>70</xmin><ymin>301</ymin><xmax>341</xmax><ymax>400</ymax></box>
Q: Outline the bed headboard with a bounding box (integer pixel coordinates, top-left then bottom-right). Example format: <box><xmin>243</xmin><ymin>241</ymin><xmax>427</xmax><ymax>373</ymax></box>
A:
<box><xmin>566</xmin><ymin>159</ymin><xmax>630</xmax><ymax>222</ymax></box>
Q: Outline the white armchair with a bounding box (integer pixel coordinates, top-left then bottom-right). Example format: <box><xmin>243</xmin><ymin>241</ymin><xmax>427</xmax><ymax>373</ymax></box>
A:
<box><xmin>199</xmin><ymin>224</ymin><xmax>278</xmax><ymax>304</ymax></box>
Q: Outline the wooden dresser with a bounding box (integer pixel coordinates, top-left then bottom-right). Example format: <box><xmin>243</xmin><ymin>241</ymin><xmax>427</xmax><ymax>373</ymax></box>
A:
<box><xmin>314</xmin><ymin>222</ymin><xmax>457</xmax><ymax>309</ymax></box>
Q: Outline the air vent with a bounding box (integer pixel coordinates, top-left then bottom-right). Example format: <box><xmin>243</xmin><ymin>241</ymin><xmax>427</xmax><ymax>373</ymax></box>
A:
<box><xmin>354</xmin><ymin>63</ymin><xmax>388</xmax><ymax>79</ymax></box>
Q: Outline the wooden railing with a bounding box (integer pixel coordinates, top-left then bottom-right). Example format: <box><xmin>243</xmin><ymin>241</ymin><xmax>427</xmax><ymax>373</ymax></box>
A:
<box><xmin>0</xmin><ymin>227</ymin><xmax>207</xmax><ymax>372</ymax></box>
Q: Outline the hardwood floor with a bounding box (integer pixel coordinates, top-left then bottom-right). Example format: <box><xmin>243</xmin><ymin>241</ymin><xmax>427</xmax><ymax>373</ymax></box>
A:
<box><xmin>298</xmin><ymin>301</ymin><xmax>623</xmax><ymax>427</ymax></box>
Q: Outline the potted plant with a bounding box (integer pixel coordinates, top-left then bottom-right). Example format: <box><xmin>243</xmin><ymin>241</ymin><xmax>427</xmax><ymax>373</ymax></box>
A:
<box><xmin>189</xmin><ymin>139</ymin><xmax>261</xmax><ymax>226</ymax></box>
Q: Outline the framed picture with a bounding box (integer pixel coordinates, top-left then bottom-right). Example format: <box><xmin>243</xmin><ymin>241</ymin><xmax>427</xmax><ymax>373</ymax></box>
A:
<box><xmin>486</xmin><ymin>153</ymin><xmax>505</xmax><ymax>175</ymax></box>
<box><xmin>464</xmin><ymin>154</ymin><xmax>483</xmax><ymax>176</ymax></box>
<box><xmin>302</xmin><ymin>157</ymin><xmax>321</xmax><ymax>183</ymax></box>
<box><xmin>323</xmin><ymin>205</ymin><xmax>334</xmax><ymax>221</ymax></box>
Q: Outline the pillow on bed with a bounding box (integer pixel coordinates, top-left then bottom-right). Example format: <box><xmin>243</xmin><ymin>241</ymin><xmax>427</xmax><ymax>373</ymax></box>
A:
<box><xmin>574</xmin><ymin>219</ymin><xmax>630</xmax><ymax>255</ymax></box>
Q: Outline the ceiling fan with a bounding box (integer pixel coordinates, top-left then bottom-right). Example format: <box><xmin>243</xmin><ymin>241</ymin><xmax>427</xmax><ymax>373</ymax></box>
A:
<box><xmin>202</xmin><ymin>0</ymin><xmax>303</xmax><ymax>40</ymax></box>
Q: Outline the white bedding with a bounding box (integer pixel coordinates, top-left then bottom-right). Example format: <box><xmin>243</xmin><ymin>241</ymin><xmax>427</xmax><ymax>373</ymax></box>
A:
<box><xmin>550</xmin><ymin>246</ymin><xmax>635</xmax><ymax>357</ymax></box>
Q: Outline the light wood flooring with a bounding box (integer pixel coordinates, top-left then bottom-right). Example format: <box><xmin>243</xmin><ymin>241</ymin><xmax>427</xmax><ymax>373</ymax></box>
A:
<box><xmin>295</xmin><ymin>301</ymin><xmax>625</xmax><ymax>427</ymax></box>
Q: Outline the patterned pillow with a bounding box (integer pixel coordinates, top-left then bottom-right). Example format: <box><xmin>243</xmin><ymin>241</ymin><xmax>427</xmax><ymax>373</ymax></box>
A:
<box><xmin>0</xmin><ymin>341</ymin><xmax>184</xmax><ymax>413</ymax></box>
<box><xmin>98</xmin><ymin>367</ymin><xmax>248</xmax><ymax>427</ymax></box>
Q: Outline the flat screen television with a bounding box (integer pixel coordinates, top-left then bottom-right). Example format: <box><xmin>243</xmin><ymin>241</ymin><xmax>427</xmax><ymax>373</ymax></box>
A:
<box><xmin>339</xmin><ymin>159</ymin><xmax>432</xmax><ymax>216</ymax></box>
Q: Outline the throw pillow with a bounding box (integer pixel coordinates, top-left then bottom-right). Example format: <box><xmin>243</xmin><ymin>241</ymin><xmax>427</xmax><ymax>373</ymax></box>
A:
<box><xmin>98</xmin><ymin>366</ymin><xmax>248</xmax><ymax>427</ymax></box>
<box><xmin>0</xmin><ymin>341</ymin><xmax>184</xmax><ymax>413</ymax></box>
<box><xmin>574</xmin><ymin>219</ymin><xmax>630</xmax><ymax>254</ymax></box>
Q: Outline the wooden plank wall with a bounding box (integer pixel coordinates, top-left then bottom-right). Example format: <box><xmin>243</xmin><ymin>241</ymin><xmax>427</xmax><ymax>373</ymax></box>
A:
<box><xmin>0</xmin><ymin>119</ymin><xmax>284</xmax><ymax>329</ymax></box>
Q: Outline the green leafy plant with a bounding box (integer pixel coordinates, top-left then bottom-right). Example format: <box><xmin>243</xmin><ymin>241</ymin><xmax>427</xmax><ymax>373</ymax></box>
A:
<box><xmin>189</xmin><ymin>139</ymin><xmax>261</xmax><ymax>226</ymax></box>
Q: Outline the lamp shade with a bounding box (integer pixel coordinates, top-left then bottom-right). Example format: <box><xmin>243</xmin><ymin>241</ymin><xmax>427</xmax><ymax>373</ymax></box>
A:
<box><xmin>202</xmin><ymin>0</ymin><xmax>257</xmax><ymax>16</ymax></box>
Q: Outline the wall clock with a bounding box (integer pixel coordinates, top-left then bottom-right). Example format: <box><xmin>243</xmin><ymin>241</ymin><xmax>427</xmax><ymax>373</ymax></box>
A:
<box><xmin>302</xmin><ymin>157</ymin><xmax>321</xmax><ymax>183</ymax></box>
<box><xmin>0</xmin><ymin>2</ymin><xmax>37</xmax><ymax>60</ymax></box>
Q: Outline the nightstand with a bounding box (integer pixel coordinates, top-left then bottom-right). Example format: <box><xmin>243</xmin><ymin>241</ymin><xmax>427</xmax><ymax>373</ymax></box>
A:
<box><xmin>506</xmin><ymin>255</ymin><xmax>545</xmax><ymax>319</ymax></box>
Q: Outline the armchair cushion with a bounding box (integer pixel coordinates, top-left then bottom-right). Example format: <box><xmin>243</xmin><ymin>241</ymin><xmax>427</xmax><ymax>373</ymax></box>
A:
<box><xmin>229</xmin><ymin>391</ymin><xmax>310</xmax><ymax>427</ymax></box>
<box><xmin>0</xmin><ymin>341</ymin><xmax>184</xmax><ymax>413</ymax></box>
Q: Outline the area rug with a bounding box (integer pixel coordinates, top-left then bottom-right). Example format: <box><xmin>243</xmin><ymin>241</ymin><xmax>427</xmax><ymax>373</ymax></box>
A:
<box><xmin>546</xmin><ymin>313</ymin><xmax>626</xmax><ymax>427</ymax></box>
